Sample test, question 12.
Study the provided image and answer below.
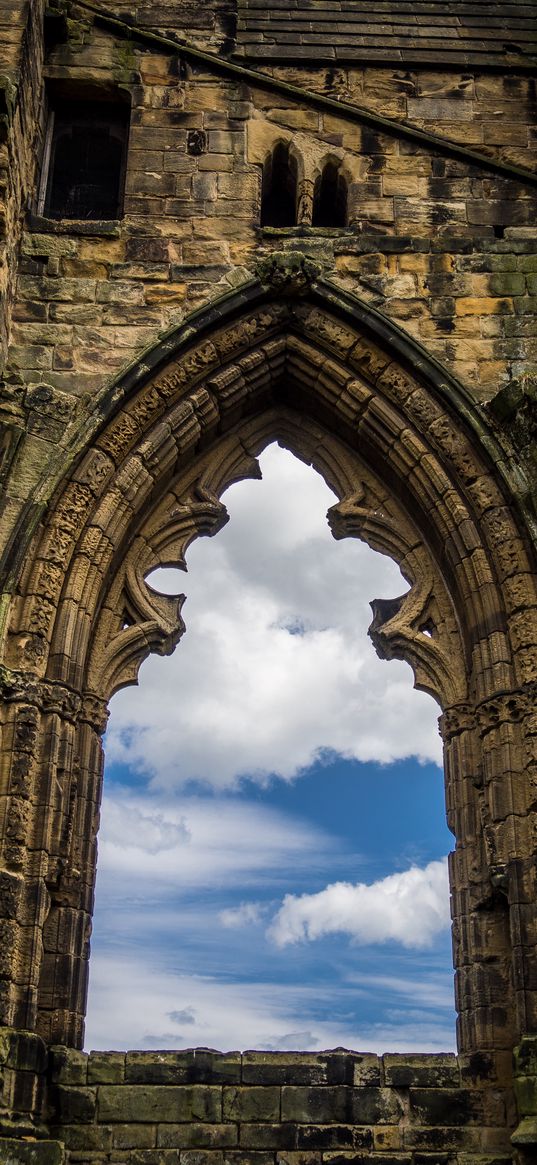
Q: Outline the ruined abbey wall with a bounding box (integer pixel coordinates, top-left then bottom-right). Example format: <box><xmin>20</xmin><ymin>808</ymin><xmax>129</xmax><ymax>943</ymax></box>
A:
<box><xmin>0</xmin><ymin>1</ymin><xmax>536</xmax><ymax>1162</ymax></box>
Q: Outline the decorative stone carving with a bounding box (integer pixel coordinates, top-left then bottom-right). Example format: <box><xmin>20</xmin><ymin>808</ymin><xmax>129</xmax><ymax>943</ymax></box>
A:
<box><xmin>255</xmin><ymin>251</ymin><xmax>323</xmax><ymax>293</ymax></box>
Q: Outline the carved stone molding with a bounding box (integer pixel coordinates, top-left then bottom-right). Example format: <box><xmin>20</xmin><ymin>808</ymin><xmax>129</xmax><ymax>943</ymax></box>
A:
<box><xmin>476</xmin><ymin>683</ymin><xmax>537</xmax><ymax>734</ymax></box>
<box><xmin>440</xmin><ymin>681</ymin><xmax>537</xmax><ymax>740</ymax></box>
<box><xmin>0</xmin><ymin>667</ymin><xmax>82</xmax><ymax>721</ymax></box>
<box><xmin>439</xmin><ymin>703</ymin><xmax>476</xmax><ymax>740</ymax></box>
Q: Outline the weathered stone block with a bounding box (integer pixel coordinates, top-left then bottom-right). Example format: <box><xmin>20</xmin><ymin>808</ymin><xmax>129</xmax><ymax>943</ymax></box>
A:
<box><xmin>276</xmin><ymin>1152</ymin><xmax>320</xmax><ymax>1165</ymax></box>
<box><xmin>158</xmin><ymin>1123</ymin><xmax>238</xmax><ymax>1149</ymax></box>
<box><xmin>125</xmin><ymin>1051</ymin><xmax>240</xmax><ymax>1085</ymax></box>
<box><xmin>113</xmin><ymin>1121</ymin><xmax>157</xmax><ymax>1148</ymax></box>
<box><xmin>50</xmin><ymin>1123</ymin><xmax>112</xmax><ymax>1151</ymax></box>
<box><xmin>0</xmin><ymin>1140</ymin><xmax>64</xmax><ymax>1164</ymax></box>
<box><xmin>240</xmin><ymin>1123</ymin><xmax>296</xmax><ymax>1149</ymax></box>
<box><xmin>383</xmin><ymin>1054</ymin><xmax>459</xmax><ymax>1088</ymax></box>
<box><xmin>514</xmin><ymin>1074</ymin><xmax>537</xmax><ymax>1116</ymax></box>
<box><xmin>241</xmin><ymin>1053</ymin><xmax>373</xmax><ymax>1088</ymax></box>
<box><xmin>98</xmin><ymin>1084</ymin><xmax>222</xmax><ymax>1123</ymax></box>
<box><xmin>0</xmin><ymin>1029</ymin><xmax>47</xmax><ymax>1075</ymax></box>
<box><xmin>180</xmin><ymin>1152</ymin><xmax>224</xmax><ymax>1165</ymax></box>
<box><xmin>514</xmin><ymin>1036</ymin><xmax>537</xmax><ymax>1077</ymax></box>
<box><xmin>223</xmin><ymin>1086</ymin><xmax>280</xmax><ymax>1122</ymax></box>
<box><xmin>223</xmin><ymin>1153</ymin><xmax>273</xmax><ymax>1165</ymax></box>
<box><xmin>55</xmin><ymin>1085</ymin><xmax>97</xmax><ymax>1123</ymax></box>
<box><xmin>87</xmin><ymin>1050</ymin><xmax>125</xmax><ymax>1083</ymax></box>
<box><xmin>296</xmin><ymin>1126</ymin><xmax>373</xmax><ymax>1151</ymax></box>
<box><xmin>281</xmin><ymin>1087</ymin><xmax>402</xmax><ymax>1125</ymax></box>
<box><xmin>408</xmin><ymin>1087</ymin><xmax>483</xmax><ymax>1126</ymax></box>
<box><xmin>351</xmin><ymin>1057</ymin><xmax>381</xmax><ymax>1087</ymax></box>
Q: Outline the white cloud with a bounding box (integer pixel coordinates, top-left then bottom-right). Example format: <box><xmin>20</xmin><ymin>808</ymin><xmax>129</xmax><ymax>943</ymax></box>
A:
<box><xmin>105</xmin><ymin>444</ymin><xmax>442</xmax><ymax>791</ymax></box>
<box><xmin>219</xmin><ymin>902</ymin><xmax>265</xmax><ymax>928</ymax></box>
<box><xmin>267</xmin><ymin>858</ymin><xmax>450</xmax><ymax>950</ymax></box>
<box><xmin>97</xmin><ymin>787</ymin><xmax>337</xmax><ymax>888</ymax></box>
<box><xmin>103</xmin><ymin>799</ymin><xmax>190</xmax><ymax>854</ymax></box>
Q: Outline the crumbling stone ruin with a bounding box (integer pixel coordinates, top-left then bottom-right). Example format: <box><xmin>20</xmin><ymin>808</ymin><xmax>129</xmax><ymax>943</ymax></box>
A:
<box><xmin>0</xmin><ymin>0</ymin><xmax>537</xmax><ymax>1161</ymax></box>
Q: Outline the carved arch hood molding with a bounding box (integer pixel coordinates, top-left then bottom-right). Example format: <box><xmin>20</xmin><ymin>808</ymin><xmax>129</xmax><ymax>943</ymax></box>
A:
<box><xmin>0</xmin><ymin>267</ymin><xmax>536</xmax><ymax>1066</ymax></box>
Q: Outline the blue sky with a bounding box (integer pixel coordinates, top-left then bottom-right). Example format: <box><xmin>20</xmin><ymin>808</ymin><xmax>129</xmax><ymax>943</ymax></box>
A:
<box><xmin>85</xmin><ymin>444</ymin><xmax>455</xmax><ymax>1053</ymax></box>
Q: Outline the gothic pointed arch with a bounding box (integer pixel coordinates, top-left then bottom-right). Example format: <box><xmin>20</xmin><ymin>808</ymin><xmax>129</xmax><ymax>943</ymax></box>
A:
<box><xmin>0</xmin><ymin>261</ymin><xmax>536</xmax><ymax>1082</ymax></box>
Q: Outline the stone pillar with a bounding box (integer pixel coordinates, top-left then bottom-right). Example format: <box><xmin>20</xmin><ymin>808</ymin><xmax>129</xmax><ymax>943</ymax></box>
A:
<box><xmin>443</xmin><ymin>707</ymin><xmax>516</xmax><ymax>1060</ymax></box>
<box><xmin>477</xmin><ymin>691</ymin><xmax>537</xmax><ymax>1044</ymax></box>
<box><xmin>443</xmin><ymin>685</ymin><xmax>537</xmax><ymax>1069</ymax></box>
<box><xmin>36</xmin><ymin>705</ymin><xmax>107</xmax><ymax>1049</ymax></box>
<box><xmin>0</xmin><ymin>671</ymin><xmax>106</xmax><ymax>1049</ymax></box>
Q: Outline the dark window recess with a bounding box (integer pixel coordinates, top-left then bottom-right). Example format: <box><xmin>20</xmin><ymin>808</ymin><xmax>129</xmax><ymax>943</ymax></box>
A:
<box><xmin>312</xmin><ymin>163</ymin><xmax>347</xmax><ymax>228</ymax></box>
<box><xmin>261</xmin><ymin>143</ymin><xmax>298</xmax><ymax>228</ymax></box>
<box><xmin>42</xmin><ymin>101</ymin><xmax>129</xmax><ymax>221</ymax></box>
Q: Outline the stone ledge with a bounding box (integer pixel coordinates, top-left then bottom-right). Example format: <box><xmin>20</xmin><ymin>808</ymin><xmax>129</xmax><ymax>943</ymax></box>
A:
<box><xmin>26</xmin><ymin>214</ymin><xmax>121</xmax><ymax>238</ymax></box>
<box><xmin>0</xmin><ymin>1139</ymin><xmax>64</xmax><ymax>1164</ymax></box>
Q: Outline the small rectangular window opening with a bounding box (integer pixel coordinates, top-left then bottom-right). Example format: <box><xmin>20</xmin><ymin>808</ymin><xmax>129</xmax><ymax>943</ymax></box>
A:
<box><xmin>38</xmin><ymin>95</ymin><xmax>130</xmax><ymax>221</ymax></box>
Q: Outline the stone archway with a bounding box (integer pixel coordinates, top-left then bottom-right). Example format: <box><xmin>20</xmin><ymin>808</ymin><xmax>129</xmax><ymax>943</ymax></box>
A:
<box><xmin>0</xmin><ymin>263</ymin><xmax>536</xmax><ymax>1091</ymax></box>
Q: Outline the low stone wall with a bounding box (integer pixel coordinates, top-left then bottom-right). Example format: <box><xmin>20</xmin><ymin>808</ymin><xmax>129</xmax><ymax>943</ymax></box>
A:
<box><xmin>2</xmin><ymin>1032</ymin><xmax>523</xmax><ymax>1164</ymax></box>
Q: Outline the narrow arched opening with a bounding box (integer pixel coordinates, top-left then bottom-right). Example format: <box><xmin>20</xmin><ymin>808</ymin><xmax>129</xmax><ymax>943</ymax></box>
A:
<box><xmin>86</xmin><ymin>443</ymin><xmax>453</xmax><ymax>1052</ymax></box>
<box><xmin>312</xmin><ymin>161</ymin><xmax>348</xmax><ymax>227</ymax></box>
<box><xmin>260</xmin><ymin>142</ymin><xmax>298</xmax><ymax>227</ymax></box>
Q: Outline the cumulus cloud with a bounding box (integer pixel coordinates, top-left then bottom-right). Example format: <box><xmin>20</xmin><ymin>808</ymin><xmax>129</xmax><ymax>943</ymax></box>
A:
<box><xmin>106</xmin><ymin>444</ymin><xmax>442</xmax><ymax>790</ymax></box>
<box><xmin>267</xmin><ymin>858</ymin><xmax>450</xmax><ymax>950</ymax></box>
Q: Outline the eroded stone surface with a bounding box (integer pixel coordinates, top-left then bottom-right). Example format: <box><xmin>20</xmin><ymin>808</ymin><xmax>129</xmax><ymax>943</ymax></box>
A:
<box><xmin>0</xmin><ymin>1</ymin><xmax>536</xmax><ymax>1163</ymax></box>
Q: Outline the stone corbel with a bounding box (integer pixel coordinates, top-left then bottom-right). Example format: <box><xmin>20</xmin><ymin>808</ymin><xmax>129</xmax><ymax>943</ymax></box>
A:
<box><xmin>91</xmin><ymin>599</ymin><xmax>186</xmax><ymax>697</ymax></box>
<box><xmin>255</xmin><ymin>251</ymin><xmax>323</xmax><ymax>295</ymax></box>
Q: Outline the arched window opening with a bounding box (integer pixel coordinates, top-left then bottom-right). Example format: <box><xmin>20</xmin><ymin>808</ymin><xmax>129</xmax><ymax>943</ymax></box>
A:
<box><xmin>87</xmin><ymin>444</ymin><xmax>453</xmax><ymax>1053</ymax></box>
<box><xmin>312</xmin><ymin>161</ymin><xmax>347</xmax><ymax>228</ymax></box>
<box><xmin>39</xmin><ymin>97</ymin><xmax>129</xmax><ymax>220</ymax></box>
<box><xmin>260</xmin><ymin>142</ymin><xmax>298</xmax><ymax>227</ymax></box>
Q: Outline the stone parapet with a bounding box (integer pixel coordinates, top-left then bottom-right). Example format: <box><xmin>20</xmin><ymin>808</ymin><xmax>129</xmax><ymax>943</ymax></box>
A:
<box><xmin>29</xmin><ymin>1046</ymin><xmax>512</xmax><ymax>1164</ymax></box>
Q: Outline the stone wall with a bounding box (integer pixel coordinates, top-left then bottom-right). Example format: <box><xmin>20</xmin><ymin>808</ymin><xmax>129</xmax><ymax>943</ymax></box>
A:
<box><xmin>1</xmin><ymin>2</ymin><xmax>537</xmax><ymax>1164</ymax></box>
<box><xmin>0</xmin><ymin>1036</ymin><xmax>523</xmax><ymax>1164</ymax></box>
<box><xmin>0</xmin><ymin>0</ymin><xmax>46</xmax><ymax>367</ymax></box>
<box><xmin>3</xmin><ymin>2</ymin><xmax>536</xmax><ymax>425</ymax></box>
<box><xmin>264</xmin><ymin>69</ymin><xmax>537</xmax><ymax>172</ymax></box>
